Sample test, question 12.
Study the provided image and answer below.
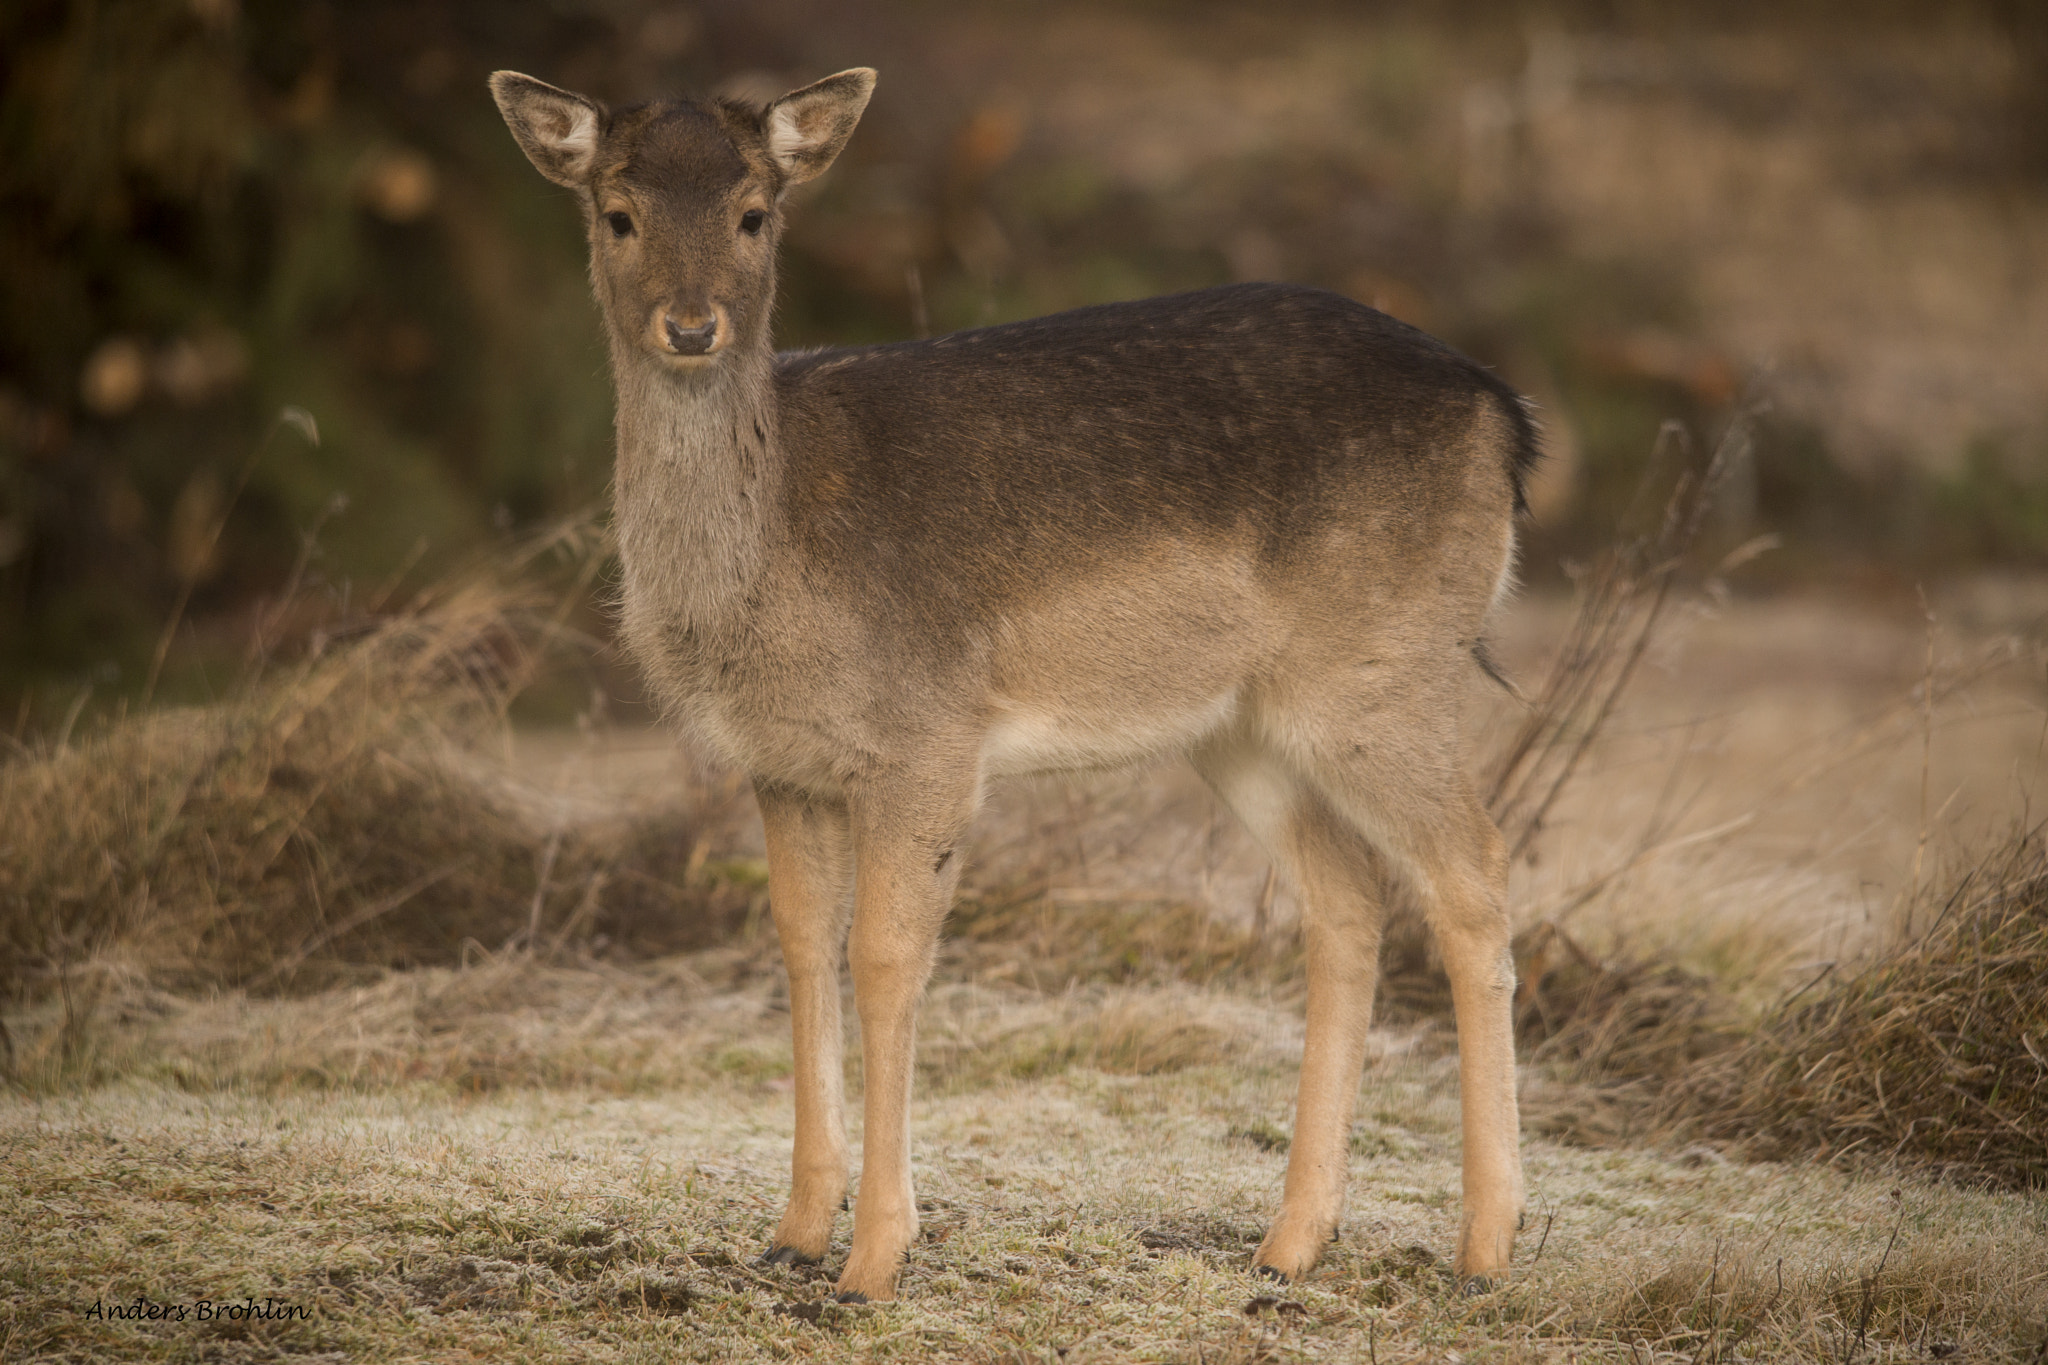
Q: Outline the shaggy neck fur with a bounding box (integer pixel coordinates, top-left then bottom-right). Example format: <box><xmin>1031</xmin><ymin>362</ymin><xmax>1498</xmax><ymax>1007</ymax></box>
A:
<box><xmin>609</xmin><ymin>333</ymin><xmax>781</xmax><ymax>637</ymax></box>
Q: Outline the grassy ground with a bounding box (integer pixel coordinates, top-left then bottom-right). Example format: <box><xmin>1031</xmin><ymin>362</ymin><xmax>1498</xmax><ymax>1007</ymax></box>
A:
<box><xmin>5</xmin><ymin>578</ymin><xmax>2047</xmax><ymax>1361</ymax></box>
<box><xmin>8</xmin><ymin>958</ymin><xmax>2045</xmax><ymax>1363</ymax></box>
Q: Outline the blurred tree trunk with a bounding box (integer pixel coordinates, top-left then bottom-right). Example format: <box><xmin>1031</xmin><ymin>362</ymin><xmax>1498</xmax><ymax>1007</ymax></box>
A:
<box><xmin>1991</xmin><ymin>0</ymin><xmax>2048</xmax><ymax>178</ymax></box>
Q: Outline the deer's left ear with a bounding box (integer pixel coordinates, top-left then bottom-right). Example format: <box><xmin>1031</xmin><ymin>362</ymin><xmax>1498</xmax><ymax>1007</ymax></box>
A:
<box><xmin>763</xmin><ymin>68</ymin><xmax>876</xmax><ymax>189</ymax></box>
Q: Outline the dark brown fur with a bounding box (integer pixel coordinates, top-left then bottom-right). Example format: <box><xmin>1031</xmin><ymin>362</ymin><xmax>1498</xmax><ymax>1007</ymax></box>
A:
<box><xmin>777</xmin><ymin>284</ymin><xmax>1537</xmax><ymax>625</ymax></box>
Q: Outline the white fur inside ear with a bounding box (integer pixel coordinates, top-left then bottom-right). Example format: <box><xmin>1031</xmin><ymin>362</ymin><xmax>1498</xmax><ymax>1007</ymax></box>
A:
<box><xmin>554</xmin><ymin>103</ymin><xmax>598</xmax><ymax>171</ymax></box>
<box><xmin>766</xmin><ymin>103</ymin><xmax>811</xmax><ymax>166</ymax></box>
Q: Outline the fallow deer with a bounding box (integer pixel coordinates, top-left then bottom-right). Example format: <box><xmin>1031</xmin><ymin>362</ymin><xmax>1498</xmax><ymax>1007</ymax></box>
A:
<box><xmin>492</xmin><ymin>66</ymin><xmax>1532</xmax><ymax>1303</ymax></box>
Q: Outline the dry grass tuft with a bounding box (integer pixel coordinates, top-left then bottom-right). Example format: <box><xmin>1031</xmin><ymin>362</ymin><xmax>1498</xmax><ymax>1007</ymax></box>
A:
<box><xmin>0</xmin><ymin>941</ymin><xmax>796</xmax><ymax>1095</ymax></box>
<box><xmin>0</xmin><ymin>542</ymin><xmax>754</xmax><ymax>1074</ymax></box>
<box><xmin>1505</xmin><ymin>1225</ymin><xmax>2047</xmax><ymax>1363</ymax></box>
<box><xmin>915</xmin><ymin>982</ymin><xmax>1286</xmax><ymax>1091</ymax></box>
<box><xmin>1659</xmin><ymin>824</ymin><xmax>2048</xmax><ymax>1188</ymax></box>
<box><xmin>1512</xmin><ymin>921</ymin><xmax>1741</xmax><ymax>1080</ymax></box>
<box><xmin>944</xmin><ymin>890</ymin><xmax>1301</xmax><ymax>991</ymax></box>
<box><xmin>2</xmin><ymin>581</ymin><xmax>533</xmax><ymax>987</ymax></box>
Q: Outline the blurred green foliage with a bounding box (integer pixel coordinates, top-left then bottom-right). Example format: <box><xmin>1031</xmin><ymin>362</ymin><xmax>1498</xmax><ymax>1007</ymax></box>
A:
<box><xmin>0</xmin><ymin>0</ymin><xmax>622</xmax><ymax>701</ymax></box>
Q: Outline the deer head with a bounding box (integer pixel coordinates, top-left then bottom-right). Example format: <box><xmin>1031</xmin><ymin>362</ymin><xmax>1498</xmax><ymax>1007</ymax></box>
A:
<box><xmin>490</xmin><ymin>68</ymin><xmax>876</xmax><ymax>370</ymax></box>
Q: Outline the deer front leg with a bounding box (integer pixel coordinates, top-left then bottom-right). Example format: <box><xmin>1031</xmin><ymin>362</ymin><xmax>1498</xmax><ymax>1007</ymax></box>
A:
<box><xmin>756</xmin><ymin>783</ymin><xmax>854</xmax><ymax>1267</ymax></box>
<box><xmin>834</xmin><ymin>776</ymin><xmax>973</xmax><ymax>1303</ymax></box>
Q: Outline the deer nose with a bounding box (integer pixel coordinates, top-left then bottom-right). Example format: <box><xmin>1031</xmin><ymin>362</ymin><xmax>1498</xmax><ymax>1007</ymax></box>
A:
<box><xmin>663</xmin><ymin>314</ymin><xmax>719</xmax><ymax>356</ymax></box>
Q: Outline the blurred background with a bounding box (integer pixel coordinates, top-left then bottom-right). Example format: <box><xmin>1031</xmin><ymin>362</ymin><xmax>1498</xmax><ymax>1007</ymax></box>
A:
<box><xmin>3</xmin><ymin>0</ymin><xmax>2045</xmax><ymax>725</ymax></box>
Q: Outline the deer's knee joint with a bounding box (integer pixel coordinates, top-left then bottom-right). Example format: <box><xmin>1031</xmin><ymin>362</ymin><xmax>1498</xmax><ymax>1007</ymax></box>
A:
<box><xmin>1426</xmin><ymin>895</ymin><xmax>1510</xmax><ymax>945</ymax></box>
<box><xmin>1431</xmin><ymin>915</ymin><xmax>1516</xmax><ymax>996</ymax></box>
<box><xmin>1302</xmin><ymin>920</ymin><xmax>1381</xmax><ymax>976</ymax></box>
<box><xmin>846</xmin><ymin>933</ymin><xmax>933</xmax><ymax>984</ymax></box>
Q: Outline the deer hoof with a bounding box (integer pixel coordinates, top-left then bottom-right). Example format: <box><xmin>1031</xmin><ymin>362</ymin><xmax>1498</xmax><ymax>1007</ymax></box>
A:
<box><xmin>760</xmin><ymin>1245</ymin><xmax>821</xmax><ymax>1267</ymax></box>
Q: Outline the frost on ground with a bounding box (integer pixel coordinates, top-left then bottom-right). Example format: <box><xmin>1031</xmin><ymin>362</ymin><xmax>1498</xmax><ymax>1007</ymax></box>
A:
<box><xmin>7</xmin><ymin>970</ymin><xmax>2045</xmax><ymax>1363</ymax></box>
<box><xmin>5</xmin><ymin>590</ymin><xmax>2047</xmax><ymax>1361</ymax></box>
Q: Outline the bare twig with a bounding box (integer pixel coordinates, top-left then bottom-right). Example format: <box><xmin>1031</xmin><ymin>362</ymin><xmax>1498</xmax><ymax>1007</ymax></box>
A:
<box><xmin>144</xmin><ymin>407</ymin><xmax>320</xmax><ymax>706</ymax></box>
<box><xmin>1252</xmin><ymin>862</ymin><xmax>1278</xmax><ymax>943</ymax></box>
<box><xmin>1908</xmin><ymin>586</ymin><xmax>1937</xmax><ymax>929</ymax></box>
<box><xmin>1487</xmin><ymin>404</ymin><xmax>1758</xmax><ymax>862</ymax></box>
<box><xmin>250</xmin><ymin>866</ymin><xmax>459</xmax><ymax>989</ymax></box>
<box><xmin>524</xmin><ymin>824</ymin><xmax>565</xmax><ymax>952</ymax></box>
<box><xmin>1855</xmin><ymin>1220</ymin><xmax>1902</xmax><ymax>1356</ymax></box>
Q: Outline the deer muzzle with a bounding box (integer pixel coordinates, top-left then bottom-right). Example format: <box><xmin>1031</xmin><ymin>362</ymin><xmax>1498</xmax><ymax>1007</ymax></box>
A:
<box><xmin>659</xmin><ymin>298</ymin><xmax>733</xmax><ymax>360</ymax></box>
<box><xmin>663</xmin><ymin>311</ymin><xmax>722</xmax><ymax>356</ymax></box>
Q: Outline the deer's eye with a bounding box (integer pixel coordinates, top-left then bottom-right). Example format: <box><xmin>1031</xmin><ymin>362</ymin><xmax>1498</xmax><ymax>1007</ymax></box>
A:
<box><xmin>606</xmin><ymin>211</ymin><xmax>633</xmax><ymax>237</ymax></box>
<box><xmin>739</xmin><ymin>209</ymin><xmax>766</xmax><ymax>236</ymax></box>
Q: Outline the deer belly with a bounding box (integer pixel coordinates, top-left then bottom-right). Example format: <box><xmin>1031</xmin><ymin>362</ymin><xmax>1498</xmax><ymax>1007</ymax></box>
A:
<box><xmin>980</xmin><ymin>690</ymin><xmax>1239</xmax><ymax>777</ymax></box>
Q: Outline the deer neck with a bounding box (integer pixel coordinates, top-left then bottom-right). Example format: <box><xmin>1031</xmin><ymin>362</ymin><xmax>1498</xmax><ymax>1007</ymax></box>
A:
<box><xmin>610</xmin><ymin>337</ymin><xmax>780</xmax><ymax>636</ymax></box>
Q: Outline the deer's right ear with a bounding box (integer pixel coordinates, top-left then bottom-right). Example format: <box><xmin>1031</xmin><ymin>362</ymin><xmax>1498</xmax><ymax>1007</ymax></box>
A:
<box><xmin>490</xmin><ymin>72</ymin><xmax>604</xmax><ymax>189</ymax></box>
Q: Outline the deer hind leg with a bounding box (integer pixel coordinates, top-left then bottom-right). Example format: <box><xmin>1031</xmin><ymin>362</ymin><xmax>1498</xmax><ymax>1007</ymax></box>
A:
<box><xmin>756</xmin><ymin>783</ymin><xmax>855</xmax><ymax>1266</ymax></box>
<box><xmin>1299</xmin><ymin>728</ymin><xmax>1525</xmax><ymax>1286</ymax></box>
<box><xmin>1426</xmin><ymin>793</ymin><xmax>1524</xmax><ymax>1284</ymax></box>
<box><xmin>1193</xmin><ymin>735</ymin><xmax>1389</xmax><ymax>1282</ymax></box>
<box><xmin>834</xmin><ymin>768</ymin><xmax>978</xmax><ymax>1303</ymax></box>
